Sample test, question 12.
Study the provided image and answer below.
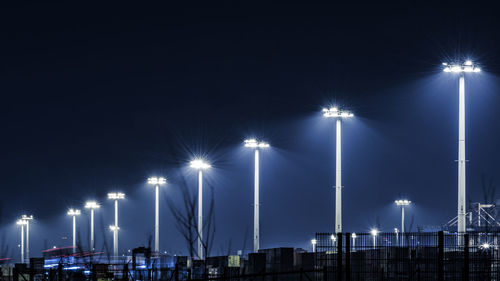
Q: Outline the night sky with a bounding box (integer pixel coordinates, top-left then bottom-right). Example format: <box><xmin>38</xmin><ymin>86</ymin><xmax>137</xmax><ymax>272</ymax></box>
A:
<box><xmin>1</xmin><ymin>2</ymin><xmax>500</xmax><ymax>258</ymax></box>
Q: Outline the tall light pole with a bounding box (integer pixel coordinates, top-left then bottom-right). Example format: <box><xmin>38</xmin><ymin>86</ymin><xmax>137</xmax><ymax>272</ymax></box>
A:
<box><xmin>21</xmin><ymin>215</ymin><xmax>33</xmax><ymax>262</ymax></box>
<box><xmin>148</xmin><ymin>177</ymin><xmax>166</xmax><ymax>253</ymax></box>
<box><xmin>371</xmin><ymin>229</ymin><xmax>379</xmax><ymax>249</ymax></box>
<box><xmin>323</xmin><ymin>107</ymin><xmax>354</xmax><ymax>233</ymax></box>
<box><xmin>311</xmin><ymin>239</ymin><xmax>317</xmax><ymax>253</ymax></box>
<box><xmin>443</xmin><ymin>61</ymin><xmax>481</xmax><ymax>246</ymax></box>
<box><xmin>244</xmin><ymin>138</ymin><xmax>270</xmax><ymax>252</ymax></box>
<box><xmin>395</xmin><ymin>200</ymin><xmax>411</xmax><ymax>233</ymax></box>
<box><xmin>330</xmin><ymin>234</ymin><xmax>337</xmax><ymax>248</ymax></box>
<box><xmin>190</xmin><ymin>159</ymin><xmax>211</xmax><ymax>260</ymax></box>
<box><xmin>67</xmin><ymin>209</ymin><xmax>81</xmax><ymax>254</ymax></box>
<box><xmin>85</xmin><ymin>201</ymin><xmax>100</xmax><ymax>252</ymax></box>
<box><xmin>108</xmin><ymin>192</ymin><xmax>125</xmax><ymax>258</ymax></box>
<box><xmin>16</xmin><ymin>219</ymin><xmax>27</xmax><ymax>263</ymax></box>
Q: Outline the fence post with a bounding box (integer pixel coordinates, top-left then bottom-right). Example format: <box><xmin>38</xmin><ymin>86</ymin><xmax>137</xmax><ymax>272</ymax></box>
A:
<box><xmin>345</xmin><ymin>232</ymin><xmax>351</xmax><ymax>281</ymax></box>
<box><xmin>438</xmin><ymin>231</ymin><xmax>444</xmax><ymax>281</ymax></box>
<box><xmin>323</xmin><ymin>265</ymin><xmax>327</xmax><ymax>281</ymax></box>
<box><xmin>464</xmin><ymin>233</ymin><xmax>469</xmax><ymax>281</ymax></box>
<box><xmin>337</xmin><ymin>233</ymin><xmax>343</xmax><ymax>281</ymax></box>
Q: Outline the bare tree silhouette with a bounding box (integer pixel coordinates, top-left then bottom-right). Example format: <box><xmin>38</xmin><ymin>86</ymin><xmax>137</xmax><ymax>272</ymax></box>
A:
<box><xmin>481</xmin><ymin>174</ymin><xmax>496</xmax><ymax>204</ymax></box>
<box><xmin>0</xmin><ymin>202</ymin><xmax>11</xmax><ymax>259</ymax></box>
<box><xmin>241</xmin><ymin>226</ymin><xmax>249</xmax><ymax>256</ymax></box>
<box><xmin>166</xmin><ymin>175</ymin><xmax>216</xmax><ymax>259</ymax></box>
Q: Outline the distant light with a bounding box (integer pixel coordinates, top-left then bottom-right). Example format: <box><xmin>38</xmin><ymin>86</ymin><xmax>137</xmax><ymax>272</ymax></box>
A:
<box><xmin>108</xmin><ymin>192</ymin><xmax>125</xmax><ymax>200</ymax></box>
<box><xmin>109</xmin><ymin>225</ymin><xmax>120</xmax><ymax>231</ymax></box>
<box><xmin>53</xmin><ymin>246</ymin><xmax>56</xmax><ymax>249</ymax></box>
<box><xmin>481</xmin><ymin>243</ymin><xmax>491</xmax><ymax>249</ymax></box>
<box><xmin>148</xmin><ymin>177</ymin><xmax>166</xmax><ymax>185</ymax></box>
<box><xmin>330</xmin><ymin>234</ymin><xmax>336</xmax><ymax>241</ymax></box>
<box><xmin>323</xmin><ymin>107</ymin><xmax>354</xmax><ymax>118</ymax></box>
<box><xmin>189</xmin><ymin>159</ymin><xmax>211</xmax><ymax>170</ymax></box>
<box><xmin>16</xmin><ymin>219</ymin><xmax>27</xmax><ymax>226</ymax></box>
<box><xmin>442</xmin><ymin>62</ymin><xmax>448</xmax><ymax>66</ymax></box>
<box><xmin>311</xmin><ymin>239</ymin><xmax>317</xmax><ymax>245</ymax></box>
<box><xmin>394</xmin><ymin>228</ymin><xmax>399</xmax><ymax>233</ymax></box>
<box><xmin>464</xmin><ymin>60</ymin><xmax>472</xmax><ymax>66</ymax></box>
<box><xmin>67</xmin><ymin>209</ymin><xmax>81</xmax><ymax>216</ymax></box>
<box><xmin>244</xmin><ymin>139</ymin><xmax>270</xmax><ymax>148</ymax></box>
<box><xmin>395</xmin><ymin>199</ymin><xmax>411</xmax><ymax>206</ymax></box>
<box><xmin>371</xmin><ymin>229</ymin><xmax>379</xmax><ymax>236</ymax></box>
<box><xmin>21</xmin><ymin>215</ymin><xmax>33</xmax><ymax>221</ymax></box>
<box><xmin>351</xmin><ymin>233</ymin><xmax>357</xmax><ymax>238</ymax></box>
<box><xmin>85</xmin><ymin>201</ymin><xmax>100</xmax><ymax>209</ymax></box>
<box><xmin>474</xmin><ymin>67</ymin><xmax>481</xmax><ymax>72</ymax></box>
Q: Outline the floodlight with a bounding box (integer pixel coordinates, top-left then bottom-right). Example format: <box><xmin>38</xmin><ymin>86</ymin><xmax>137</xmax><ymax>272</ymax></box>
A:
<box><xmin>190</xmin><ymin>159</ymin><xmax>211</xmax><ymax>169</ymax></box>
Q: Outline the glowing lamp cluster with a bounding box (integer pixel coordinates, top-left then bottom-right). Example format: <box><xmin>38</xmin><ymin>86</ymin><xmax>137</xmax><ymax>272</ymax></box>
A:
<box><xmin>67</xmin><ymin>209</ymin><xmax>81</xmax><ymax>216</ymax></box>
<box><xmin>322</xmin><ymin>107</ymin><xmax>354</xmax><ymax>118</ymax></box>
<box><xmin>147</xmin><ymin>177</ymin><xmax>166</xmax><ymax>185</ymax></box>
<box><xmin>244</xmin><ymin>139</ymin><xmax>270</xmax><ymax>148</ymax></box>
<box><xmin>395</xmin><ymin>199</ymin><xmax>411</xmax><ymax>206</ymax></box>
<box><xmin>21</xmin><ymin>215</ymin><xmax>33</xmax><ymax>221</ymax></box>
<box><xmin>190</xmin><ymin>159</ymin><xmax>211</xmax><ymax>169</ymax></box>
<box><xmin>85</xmin><ymin>201</ymin><xmax>100</xmax><ymax>209</ymax></box>
<box><xmin>442</xmin><ymin>61</ymin><xmax>481</xmax><ymax>73</ymax></box>
<box><xmin>108</xmin><ymin>192</ymin><xmax>125</xmax><ymax>200</ymax></box>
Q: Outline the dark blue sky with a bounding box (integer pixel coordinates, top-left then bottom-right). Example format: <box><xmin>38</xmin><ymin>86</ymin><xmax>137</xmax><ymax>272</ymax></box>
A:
<box><xmin>1</xmin><ymin>2</ymin><xmax>500</xmax><ymax>258</ymax></box>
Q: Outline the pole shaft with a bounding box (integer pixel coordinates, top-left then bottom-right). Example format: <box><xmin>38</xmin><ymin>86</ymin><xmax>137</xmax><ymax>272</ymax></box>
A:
<box><xmin>198</xmin><ymin>170</ymin><xmax>204</xmax><ymax>259</ymax></box>
<box><xmin>21</xmin><ymin>225</ymin><xmax>24</xmax><ymax>263</ymax></box>
<box><xmin>336</xmin><ymin>119</ymin><xmax>342</xmax><ymax>233</ymax></box>
<box><xmin>458</xmin><ymin>73</ymin><xmax>466</xmax><ymax>246</ymax></box>
<box><xmin>402</xmin><ymin>206</ymin><xmax>405</xmax><ymax>233</ymax></box>
<box><xmin>73</xmin><ymin>216</ymin><xmax>76</xmax><ymax>254</ymax></box>
<box><xmin>114</xmin><ymin>199</ymin><xmax>118</xmax><ymax>257</ymax></box>
<box><xmin>155</xmin><ymin>184</ymin><xmax>159</xmax><ymax>253</ymax></box>
<box><xmin>91</xmin><ymin>209</ymin><xmax>94</xmax><ymax>252</ymax></box>
<box><xmin>254</xmin><ymin>149</ymin><xmax>260</xmax><ymax>252</ymax></box>
<box><xmin>26</xmin><ymin>221</ymin><xmax>30</xmax><ymax>262</ymax></box>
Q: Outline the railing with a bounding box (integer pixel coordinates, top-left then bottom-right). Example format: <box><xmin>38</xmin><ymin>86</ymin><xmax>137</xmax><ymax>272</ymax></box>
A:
<box><xmin>315</xmin><ymin>231</ymin><xmax>500</xmax><ymax>281</ymax></box>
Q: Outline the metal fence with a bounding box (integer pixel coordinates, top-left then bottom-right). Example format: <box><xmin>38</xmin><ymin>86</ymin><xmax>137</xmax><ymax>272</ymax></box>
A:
<box><xmin>315</xmin><ymin>231</ymin><xmax>500</xmax><ymax>281</ymax></box>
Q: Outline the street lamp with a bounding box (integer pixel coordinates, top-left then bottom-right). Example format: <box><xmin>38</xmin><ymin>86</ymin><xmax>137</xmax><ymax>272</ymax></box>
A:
<box><xmin>330</xmin><ymin>234</ymin><xmax>337</xmax><ymax>249</ymax></box>
<box><xmin>85</xmin><ymin>201</ymin><xmax>100</xmax><ymax>252</ymax></box>
<box><xmin>190</xmin><ymin>159</ymin><xmax>211</xmax><ymax>260</ymax></box>
<box><xmin>311</xmin><ymin>239</ymin><xmax>317</xmax><ymax>253</ymax></box>
<box><xmin>67</xmin><ymin>209</ymin><xmax>81</xmax><ymax>254</ymax></box>
<box><xmin>323</xmin><ymin>107</ymin><xmax>354</xmax><ymax>234</ymax></box>
<box><xmin>244</xmin><ymin>138</ymin><xmax>270</xmax><ymax>252</ymax></box>
<box><xmin>21</xmin><ymin>215</ymin><xmax>33</xmax><ymax>262</ymax></box>
<box><xmin>351</xmin><ymin>233</ymin><xmax>357</xmax><ymax>251</ymax></box>
<box><xmin>147</xmin><ymin>177</ymin><xmax>166</xmax><ymax>253</ymax></box>
<box><xmin>443</xmin><ymin>60</ymin><xmax>481</xmax><ymax>246</ymax></box>
<box><xmin>16</xmin><ymin>219</ymin><xmax>27</xmax><ymax>263</ymax></box>
<box><xmin>371</xmin><ymin>229</ymin><xmax>379</xmax><ymax>249</ymax></box>
<box><xmin>395</xmin><ymin>199</ymin><xmax>411</xmax><ymax>234</ymax></box>
<box><xmin>108</xmin><ymin>192</ymin><xmax>125</xmax><ymax>258</ymax></box>
<box><xmin>394</xmin><ymin>228</ymin><xmax>399</xmax><ymax>246</ymax></box>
